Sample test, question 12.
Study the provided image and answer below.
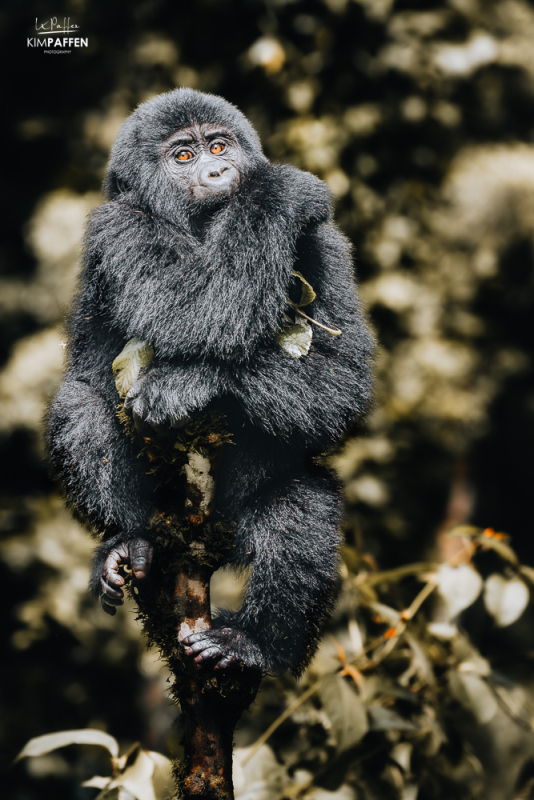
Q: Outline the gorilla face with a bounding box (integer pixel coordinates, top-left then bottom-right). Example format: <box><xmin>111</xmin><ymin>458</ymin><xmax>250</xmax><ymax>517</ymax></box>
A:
<box><xmin>162</xmin><ymin>121</ymin><xmax>242</xmax><ymax>206</ymax></box>
<box><xmin>103</xmin><ymin>89</ymin><xmax>267</xmax><ymax>222</ymax></box>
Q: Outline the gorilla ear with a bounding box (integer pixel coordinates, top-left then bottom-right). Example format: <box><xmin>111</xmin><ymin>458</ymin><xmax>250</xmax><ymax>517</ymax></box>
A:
<box><xmin>116</xmin><ymin>177</ymin><xmax>129</xmax><ymax>194</ymax></box>
<box><xmin>103</xmin><ymin>170</ymin><xmax>129</xmax><ymax>199</ymax></box>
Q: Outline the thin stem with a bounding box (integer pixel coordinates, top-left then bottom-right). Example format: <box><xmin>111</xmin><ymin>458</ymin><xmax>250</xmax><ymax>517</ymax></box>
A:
<box><xmin>241</xmin><ymin>680</ymin><xmax>321</xmax><ymax>766</ymax></box>
<box><xmin>355</xmin><ymin>561</ymin><xmax>439</xmax><ymax>587</ymax></box>
<box><xmin>401</xmin><ymin>578</ymin><xmax>439</xmax><ymax>621</ymax></box>
<box><xmin>293</xmin><ymin>306</ymin><xmax>342</xmax><ymax>335</ymax></box>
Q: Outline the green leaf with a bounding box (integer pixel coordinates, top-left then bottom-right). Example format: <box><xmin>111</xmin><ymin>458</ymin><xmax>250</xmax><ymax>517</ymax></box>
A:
<box><xmin>451</xmin><ymin>633</ymin><xmax>491</xmax><ymax>675</ymax></box>
<box><xmin>292</xmin><ymin>271</ymin><xmax>316</xmax><ymax>307</ymax></box>
<box><xmin>447</xmin><ymin>524</ymin><xmax>484</xmax><ymax>538</ymax></box>
<box><xmin>404</xmin><ymin>632</ymin><xmax>435</xmax><ymax>686</ymax></box>
<box><xmin>83</xmin><ymin>777</ymin><xmax>111</xmax><ymax>789</ymax></box>
<box><xmin>437</xmin><ymin>563</ymin><xmax>483</xmax><ymax>619</ymax></box>
<box><xmin>483</xmin><ymin>574</ymin><xmax>529</xmax><ymax>627</ymax></box>
<box><xmin>114</xmin><ymin>748</ymin><xmax>157</xmax><ymax>800</ymax></box>
<box><xmin>16</xmin><ymin>729</ymin><xmax>119</xmax><ymax>761</ymax></box>
<box><xmin>84</xmin><ymin>745</ymin><xmax>173</xmax><ymax>800</ymax></box>
<box><xmin>95</xmin><ymin>745</ymin><xmax>172</xmax><ymax>800</ymax></box>
<box><xmin>367</xmin><ymin>706</ymin><xmax>417</xmax><ymax>732</ymax></box>
<box><xmin>147</xmin><ymin>751</ymin><xmax>174</xmax><ymax>800</ymax></box>
<box><xmin>319</xmin><ymin>673</ymin><xmax>369</xmax><ymax>752</ymax></box>
<box><xmin>233</xmin><ymin>744</ymin><xmax>286</xmax><ymax>800</ymax></box>
<box><xmin>427</xmin><ymin>622</ymin><xmax>458</xmax><ymax>640</ymax></box>
<box><xmin>477</xmin><ymin>536</ymin><xmax>518</xmax><ymax>566</ymax></box>
<box><xmin>448</xmin><ymin>671</ymin><xmax>498</xmax><ymax>724</ymax></box>
<box><xmin>275</xmin><ymin>320</ymin><xmax>312</xmax><ymax>358</ymax></box>
<box><xmin>112</xmin><ymin>338</ymin><xmax>154</xmax><ymax>398</ymax></box>
<box><xmin>491</xmin><ymin>681</ymin><xmax>531</xmax><ymax>726</ymax></box>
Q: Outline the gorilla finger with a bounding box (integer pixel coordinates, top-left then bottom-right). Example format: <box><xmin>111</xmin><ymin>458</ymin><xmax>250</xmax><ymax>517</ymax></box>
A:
<box><xmin>101</xmin><ymin>596</ymin><xmax>123</xmax><ymax>611</ymax></box>
<box><xmin>182</xmin><ymin>633</ymin><xmax>209</xmax><ymax>646</ymax></box>
<box><xmin>102</xmin><ymin>562</ymin><xmax>126</xmax><ymax>586</ymax></box>
<box><xmin>105</xmin><ymin>543</ymin><xmax>129</xmax><ymax>565</ymax></box>
<box><xmin>191</xmin><ymin>646</ymin><xmax>223</xmax><ymax>662</ymax></box>
<box><xmin>124</xmin><ymin>386</ymin><xmax>140</xmax><ymax>407</ymax></box>
<box><xmin>100</xmin><ymin>578</ymin><xmax>124</xmax><ymax>602</ymax></box>
<box><xmin>215</xmin><ymin>655</ymin><xmax>241</xmax><ymax>670</ymax></box>
<box><xmin>131</xmin><ymin>562</ymin><xmax>152</xmax><ymax>580</ymax></box>
<box><xmin>101</xmin><ymin>597</ymin><xmax>117</xmax><ymax>616</ymax></box>
<box><xmin>130</xmin><ymin>539</ymin><xmax>153</xmax><ymax>578</ymax></box>
<box><xmin>185</xmin><ymin>638</ymin><xmax>215</xmax><ymax>655</ymax></box>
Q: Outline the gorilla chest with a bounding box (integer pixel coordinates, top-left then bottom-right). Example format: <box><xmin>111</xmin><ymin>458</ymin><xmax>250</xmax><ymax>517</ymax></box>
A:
<box><xmin>113</xmin><ymin>255</ymin><xmax>289</xmax><ymax>360</ymax></box>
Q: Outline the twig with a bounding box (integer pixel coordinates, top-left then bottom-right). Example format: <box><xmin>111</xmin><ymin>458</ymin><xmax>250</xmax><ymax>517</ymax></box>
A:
<box><xmin>401</xmin><ymin>579</ymin><xmax>439</xmax><ymax>621</ymax></box>
<box><xmin>241</xmin><ymin>680</ymin><xmax>321</xmax><ymax>766</ymax></box>
<box><xmin>355</xmin><ymin>561</ymin><xmax>439</xmax><ymax>587</ymax></box>
<box><xmin>294</xmin><ymin>306</ymin><xmax>342</xmax><ymax>335</ymax></box>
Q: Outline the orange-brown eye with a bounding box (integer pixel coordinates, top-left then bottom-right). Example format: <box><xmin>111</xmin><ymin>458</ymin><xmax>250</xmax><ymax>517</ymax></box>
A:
<box><xmin>210</xmin><ymin>142</ymin><xmax>225</xmax><ymax>154</ymax></box>
<box><xmin>176</xmin><ymin>150</ymin><xmax>193</xmax><ymax>161</ymax></box>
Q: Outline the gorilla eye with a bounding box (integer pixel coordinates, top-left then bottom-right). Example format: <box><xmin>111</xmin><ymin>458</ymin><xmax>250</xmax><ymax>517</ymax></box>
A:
<box><xmin>210</xmin><ymin>142</ymin><xmax>225</xmax><ymax>155</ymax></box>
<box><xmin>176</xmin><ymin>150</ymin><xmax>193</xmax><ymax>161</ymax></box>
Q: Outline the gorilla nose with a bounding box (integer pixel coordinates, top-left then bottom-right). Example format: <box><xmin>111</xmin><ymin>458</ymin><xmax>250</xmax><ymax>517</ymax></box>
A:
<box><xmin>198</xmin><ymin>161</ymin><xmax>238</xmax><ymax>193</ymax></box>
<box><xmin>208</xmin><ymin>166</ymin><xmax>228</xmax><ymax>178</ymax></box>
<box><xmin>200</xmin><ymin>163</ymin><xmax>230</xmax><ymax>183</ymax></box>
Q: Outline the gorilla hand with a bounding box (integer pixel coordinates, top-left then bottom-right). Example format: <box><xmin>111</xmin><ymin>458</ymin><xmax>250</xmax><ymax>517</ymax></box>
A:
<box><xmin>124</xmin><ymin>370</ymin><xmax>191</xmax><ymax>434</ymax></box>
<box><xmin>99</xmin><ymin>537</ymin><xmax>153</xmax><ymax>615</ymax></box>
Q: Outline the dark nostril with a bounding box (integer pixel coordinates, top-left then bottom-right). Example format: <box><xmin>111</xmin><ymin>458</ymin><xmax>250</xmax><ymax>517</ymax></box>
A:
<box><xmin>207</xmin><ymin>165</ymin><xmax>228</xmax><ymax>179</ymax></box>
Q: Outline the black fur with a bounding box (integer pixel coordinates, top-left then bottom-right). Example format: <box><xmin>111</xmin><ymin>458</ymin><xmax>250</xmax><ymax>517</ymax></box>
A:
<box><xmin>47</xmin><ymin>89</ymin><xmax>374</xmax><ymax>675</ymax></box>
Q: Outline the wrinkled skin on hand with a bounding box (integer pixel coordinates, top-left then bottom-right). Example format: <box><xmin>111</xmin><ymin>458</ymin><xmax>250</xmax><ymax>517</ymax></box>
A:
<box><xmin>124</xmin><ymin>373</ymin><xmax>191</xmax><ymax>434</ymax></box>
<box><xmin>182</xmin><ymin>625</ymin><xmax>264</xmax><ymax>671</ymax></box>
<box><xmin>99</xmin><ymin>537</ymin><xmax>154</xmax><ymax>615</ymax></box>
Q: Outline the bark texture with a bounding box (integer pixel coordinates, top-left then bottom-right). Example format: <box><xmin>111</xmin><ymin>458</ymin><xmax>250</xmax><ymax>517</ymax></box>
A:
<box><xmin>130</xmin><ymin>415</ymin><xmax>261</xmax><ymax>799</ymax></box>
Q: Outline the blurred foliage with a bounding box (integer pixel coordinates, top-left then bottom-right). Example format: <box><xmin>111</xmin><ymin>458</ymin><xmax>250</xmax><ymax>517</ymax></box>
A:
<box><xmin>17</xmin><ymin>731</ymin><xmax>174</xmax><ymax>800</ymax></box>
<box><xmin>3</xmin><ymin>0</ymin><xmax>534</xmax><ymax>797</ymax></box>
<box><xmin>16</xmin><ymin>528</ymin><xmax>534</xmax><ymax>800</ymax></box>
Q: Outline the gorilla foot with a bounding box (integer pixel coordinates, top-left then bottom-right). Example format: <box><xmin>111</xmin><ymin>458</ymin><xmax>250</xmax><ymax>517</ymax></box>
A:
<box><xmin>183</xmin><ymin>626</ymin><xmax>263</xmax><ymax>672</ymax></box>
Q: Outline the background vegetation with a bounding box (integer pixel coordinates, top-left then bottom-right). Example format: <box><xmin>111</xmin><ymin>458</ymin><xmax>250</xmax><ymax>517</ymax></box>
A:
<box><xmin>3</xmin><ymin>0</ymin><xmax>534</xmax><ymax>797</ymax></box>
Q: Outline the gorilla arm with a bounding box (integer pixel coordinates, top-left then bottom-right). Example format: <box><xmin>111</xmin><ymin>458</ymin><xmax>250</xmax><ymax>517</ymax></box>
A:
<box><xmin>123</xmin><ymin>359</ymin><xmax>230</xmax><ymax>432</ymax></box>
<box><xmin>47</xmin><ymin>231</ymin><xmax>228</xmax><ymax>613</ymax></box>
<box><xmin>235</xmin><ymin>221</ymin><xmax>375</xmax><ymax>449</ymax></box>
<box><xmin>46</xmin><ymin>275</ymin><xmax>158</xmax><ymax>612</ymax></box>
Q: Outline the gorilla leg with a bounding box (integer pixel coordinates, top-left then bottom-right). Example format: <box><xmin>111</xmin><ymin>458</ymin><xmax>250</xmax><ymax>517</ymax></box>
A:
<box><xmin>184</xmin><ymin>463</ymin><xmax>342</xmax><ymax>675</ymax></box>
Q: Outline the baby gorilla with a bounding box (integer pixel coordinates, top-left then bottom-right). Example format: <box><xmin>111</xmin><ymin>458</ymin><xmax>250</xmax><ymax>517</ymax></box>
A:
<box><xmin>47</xmin><ymin>89</ymin><xmax>374</xmax><ymax>675</ymax></box>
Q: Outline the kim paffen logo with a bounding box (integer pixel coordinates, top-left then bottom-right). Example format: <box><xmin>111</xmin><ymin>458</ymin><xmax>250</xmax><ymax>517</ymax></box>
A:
<box><xmin>27</xmin><ymin>17</ymin><xmax>89</xmax><ymax>54</ymax></box>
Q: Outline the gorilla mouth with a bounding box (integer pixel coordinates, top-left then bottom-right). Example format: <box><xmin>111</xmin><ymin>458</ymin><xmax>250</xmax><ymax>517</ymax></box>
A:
<box><xmin>197</xmin><ymin>168</ymin><xmax>239</xmax><ymax>193</ymax></box>
<box><xmin>196</xmin><ymin>181</ymin><xmax>234</xmax><ymax>193</ymax></box>
<box><xmin>192</xmin><ymin>179</ymin><xmax>238</xmax><ymax>200</ymax></box>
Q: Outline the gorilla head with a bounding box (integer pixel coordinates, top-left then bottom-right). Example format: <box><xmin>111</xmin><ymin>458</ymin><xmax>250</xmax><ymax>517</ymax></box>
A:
<box><xmin>104</xmin><ymin>89</ymin><xmax>267</xmax><ymax>221</ymax></box>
